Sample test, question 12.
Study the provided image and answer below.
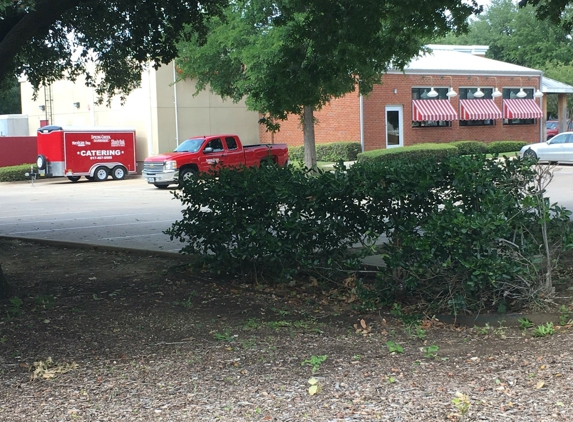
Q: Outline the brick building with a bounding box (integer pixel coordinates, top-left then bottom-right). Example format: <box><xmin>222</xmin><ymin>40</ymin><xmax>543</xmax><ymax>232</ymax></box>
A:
<box><xmin>261</xmin><ymin>46</ymin><xmax>548</xmax><ymax>151</ymax></box>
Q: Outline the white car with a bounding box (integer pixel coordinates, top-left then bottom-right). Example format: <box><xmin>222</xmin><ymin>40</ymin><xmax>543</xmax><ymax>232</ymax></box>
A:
<box><xmin>520</xmin><ymin>132</ymin><xmax>573</xmax><ymax>163</ymax></box>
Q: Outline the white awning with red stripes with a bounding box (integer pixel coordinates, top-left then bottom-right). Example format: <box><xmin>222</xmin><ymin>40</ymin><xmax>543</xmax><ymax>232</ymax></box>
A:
<box><xmin>503</xmin><ymin>99</ymin><xmax>543</xmax><ymax>119</ymax></box>
<box><xmin>460</xmin><ymin>99</ymin><xmax>502</xmax><ymax>121</ymax></box>
<box><xmin>412</xmin><ymin>99</ymin><xmax>458</xmax><ymax>122</ymax></box>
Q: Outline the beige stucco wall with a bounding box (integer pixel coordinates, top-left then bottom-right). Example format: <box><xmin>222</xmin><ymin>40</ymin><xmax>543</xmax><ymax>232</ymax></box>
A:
<box><xmin>20</xmin><ymin>62</ymin><xmax>260</xmax><ymax>163</ymax></box>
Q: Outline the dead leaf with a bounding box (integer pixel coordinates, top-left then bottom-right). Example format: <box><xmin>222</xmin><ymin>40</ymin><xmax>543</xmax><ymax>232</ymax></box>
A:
<box><xmin>536</xmin><ymin>381</ymin><xmax>545</xmax><ymax>389</ymax></box>
<box><xmin>308</xmin><ymin>377</ymin><xmax>322</xmax><ymax>396</ymax></box>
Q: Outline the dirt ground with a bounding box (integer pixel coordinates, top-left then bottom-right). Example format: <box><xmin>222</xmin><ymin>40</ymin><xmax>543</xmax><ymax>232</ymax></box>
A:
<box><xmin>2</xmin><ymin>237</ymin><xmax>573</xmax><ymax>421</ymax></box>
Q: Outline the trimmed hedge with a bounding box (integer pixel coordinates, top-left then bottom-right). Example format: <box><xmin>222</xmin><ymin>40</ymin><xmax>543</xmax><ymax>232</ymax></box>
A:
<box><xmin>289</xmin><ymin>141</ymin><xmax>361</xmax><ymax>162</ymax></box>
<box><xmin>450</xmin><ymin>140</ymin><xmax>488</xmax><ymax>155</ymax></box>
<box><xmin>487</xmin><ymin>141</ymin><xmax>528</xmax><ymax>154</ymax></box>
<box><xmin>357</xmin><ymin>143</ymin><xmax>459</xmax><ymax>163</ymax></box>
<box><xmin>0</xmin><ymin>163</ymin><xmax>36</xmax><ymax>182</ymax></box>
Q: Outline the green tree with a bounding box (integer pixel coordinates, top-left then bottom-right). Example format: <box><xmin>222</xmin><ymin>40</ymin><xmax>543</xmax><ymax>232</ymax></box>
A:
<box><xmin>0</xmin><ymin>0</ymin><xmax>225</xmax><ymax>102</ymax></box>
<box><xmin>0</xmin><ymin>77</ymin><xmax>22</xmax><ymax>114</ymax></box>
<box><xmin>176</xmin><ymin>0</ymin><xmax>481</xmax><ymax>169</ymax></box>
<box><xmin>439</xmin><ymin>0</ymin><xmax>573</xmax><ymax>68</ymax></box>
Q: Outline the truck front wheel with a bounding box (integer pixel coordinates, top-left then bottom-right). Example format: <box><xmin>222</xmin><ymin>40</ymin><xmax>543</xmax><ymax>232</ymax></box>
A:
<box><xmin>111</xmin><ymin>166</ymin><xmax>127</xmax><ymax>180</ymax></box>
<box><xmin>94</xmin><ymin>167</ymin><xmax>109</xmax><ymax>181</ymax></box>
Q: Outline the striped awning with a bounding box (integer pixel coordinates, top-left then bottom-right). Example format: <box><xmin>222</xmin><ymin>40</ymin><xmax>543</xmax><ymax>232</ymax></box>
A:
<box><xmin>412</xmin><ymin>99</ymin><xmax>458</xmax><ymax>122</ymax></box>
<box><xmin>503</xmin><ymin>99</ymin><xmax>543</xmax><ymax>119</ymax></box>
<box><xmin>460</xmin><ymin>99</ymin><xmax>502</xmax><ymax>121</ymax></box>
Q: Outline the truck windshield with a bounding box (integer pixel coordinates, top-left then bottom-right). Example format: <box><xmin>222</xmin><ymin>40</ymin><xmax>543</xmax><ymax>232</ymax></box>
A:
<box><xmin>174</xmin><ymin>138</ymin><xmax>204</xmax><ymax>153</ymax></box>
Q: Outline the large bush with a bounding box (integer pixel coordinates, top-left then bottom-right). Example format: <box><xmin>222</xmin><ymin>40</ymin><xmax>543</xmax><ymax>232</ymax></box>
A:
<box><xmin>166</xmin><ymin>163</ymin><xmax>372</xmax><ymax>280</ymax></box>
<box><xmin>168</xmin><ymin>157</ymin><xmax>571</xmax><ymax>313</ymax></box>
<box><xmin>0</xmin><ymin>164</ymin><xmax>36</xmax><ymax>182</ymax></box>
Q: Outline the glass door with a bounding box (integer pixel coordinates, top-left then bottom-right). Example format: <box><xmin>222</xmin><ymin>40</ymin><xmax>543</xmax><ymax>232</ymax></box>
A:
<box><xmin>386</xmin><ymin>106</ymin><xmax>403</xmax><ymax>148</ymax></box>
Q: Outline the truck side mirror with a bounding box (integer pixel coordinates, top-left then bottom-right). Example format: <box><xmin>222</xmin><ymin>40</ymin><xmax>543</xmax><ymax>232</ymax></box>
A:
<box><xmin>204</xmin><ymin>147</ymin><xmax>213</xmax><ymax>153</ymax></box>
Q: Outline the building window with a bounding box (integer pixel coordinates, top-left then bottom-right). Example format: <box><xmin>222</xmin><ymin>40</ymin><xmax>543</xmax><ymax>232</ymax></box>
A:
<box><xmin>503</xmin><ymin>88</ymin><xmax>535</xmax><ymax>125</ymax></box>
<box><xmin>411</xmin><ymin>87</ymin><xmax>452</xmax><ymax>127</ymax></box>
<box><xmin>459</xmin><ymin>88</ymin><xmax>496</xmax><ymax>127</ymax></box>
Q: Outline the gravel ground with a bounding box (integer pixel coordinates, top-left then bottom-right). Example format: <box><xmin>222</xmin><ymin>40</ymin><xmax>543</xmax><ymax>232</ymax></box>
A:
<box><xmin>1</xmin><ymin>238</ymin><xmax>573</xmax><ymax>422</ymax></box>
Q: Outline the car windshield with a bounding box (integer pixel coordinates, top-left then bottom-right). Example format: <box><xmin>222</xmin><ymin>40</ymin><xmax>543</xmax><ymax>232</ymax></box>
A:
<box><xmin>546</xmin><ymin>122</ymin><xmax>558</xmax><ymax>129</ymax></box>
<box><xmin>174</xmin><ymin>138</ymin><xmax>204</xmax><ymax>153</ymax></box>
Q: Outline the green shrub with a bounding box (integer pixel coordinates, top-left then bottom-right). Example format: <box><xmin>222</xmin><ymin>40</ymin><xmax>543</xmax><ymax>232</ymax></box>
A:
<box><xmin>166</xmin><ymin>163</ymin><xmax>372</xmax><ymax>280</ymax></box>
<box><xmin>317</xmin><ymin>142</ymin><xmax>361</xmax><ymax>161</ymax></box>
<box><xmin>357</xmin><ymin>143</ymin><xmax>458</xmax><ymax>163</ymax></box>
<box><xmin>0</xmin><ymin>164</ymin><xmax>36</xmax><ymax>182</ymax></box>
<box><xmin>487</xmin><ymin>141</ymin><xmax>527</xmax><ymax>154</ymax></box>
<box><xmin>450</xmin><ymin>141</ymin><xmax>487</xmax><ymax>155</ymax></box>
<box><xmin>288</xmin><ymin>141</ymin><xmax>361</xmax><ymax>162</ymax></box>
<box><xmin>167</xmin><ymin>155</ymin><xmax>571</xmax><ymax>313</ymax></box>
<box><xmin>289</xmin><ymin>145</ymin><xmax>304</xmax><ymax>161</ymax></box>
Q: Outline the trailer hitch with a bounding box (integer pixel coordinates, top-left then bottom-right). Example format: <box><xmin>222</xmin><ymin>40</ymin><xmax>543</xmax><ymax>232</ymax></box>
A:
<box><xmin>24</xmin><ymin>165</ymin><xmax>39</xmax><ymax>187</ymax></box>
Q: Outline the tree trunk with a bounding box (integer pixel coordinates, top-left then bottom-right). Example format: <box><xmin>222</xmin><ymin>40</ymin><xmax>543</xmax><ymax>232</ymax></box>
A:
<box><xmin>302</xmin><ymin>105</ymin><xmax>317</xmax><ymax>170</ymax></box>
<box><xmin>0</xmin><ymin>263</ymin><xmax>13</xmax><ymax>300</ymax></box>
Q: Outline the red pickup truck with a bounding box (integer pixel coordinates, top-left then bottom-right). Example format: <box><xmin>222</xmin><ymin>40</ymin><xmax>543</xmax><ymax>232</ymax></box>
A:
<box><xmin>142</xmin><ymin>134</ymin><xmax>289</xmax><ymax>188</ymax></box>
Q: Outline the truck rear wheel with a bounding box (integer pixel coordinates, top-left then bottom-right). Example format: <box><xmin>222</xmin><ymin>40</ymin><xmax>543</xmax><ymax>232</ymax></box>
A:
<box><xmin>154</xmin><ymin>184</ymin><xmax>169</xmax><ymax>189</ymax></box>
<box><xmin>111</xmin><ymin>166</ymin><xmax>127</xmax><ymax>180</ymax></box>
<box><xmin>178</xmin><ymin>168</ymin><xmax>197</xmax><ymax>187</ymax></box>
<box><xmin>94</xmin><ymin>166</ymin><xmax>109</xmax><ymax>181</ymax></box>
<box><xmin>67</xmin><ymin>176</ymin><xmax>81</xmax><ymax>182</ymax></box>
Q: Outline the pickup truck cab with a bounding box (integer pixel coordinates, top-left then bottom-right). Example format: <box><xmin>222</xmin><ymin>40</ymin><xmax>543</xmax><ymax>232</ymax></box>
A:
<box><xmin>142</xmin><ymin>134</ymin><xmax>289</xmax><ymax>189</ymax></box>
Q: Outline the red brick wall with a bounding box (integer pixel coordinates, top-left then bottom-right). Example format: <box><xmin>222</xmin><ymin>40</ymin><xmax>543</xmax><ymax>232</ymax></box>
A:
<box><xmin>0</xmin><ymin>136</ymin><xmax>37</xmax><ymax>167</ymax></box>
<box><xmin>363</xmin><ymin>74</ymin><xmax>542</xmax><ymax>151</ymax></box>
<box><xmin>259</xmin><ymin>94</ymin><xmax>361</xmax><ymax>146</ymax></box>
<box><xmin>259</xmin><ymin>73</ymin><xmax>543</xmax><ymax>151</ymax></box>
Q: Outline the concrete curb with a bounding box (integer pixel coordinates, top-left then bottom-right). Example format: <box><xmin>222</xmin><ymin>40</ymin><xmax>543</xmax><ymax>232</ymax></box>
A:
<box><xmin>0</xmin><ymin>235</ymin><xmax>185</xmax><ymax>260</ymax></box>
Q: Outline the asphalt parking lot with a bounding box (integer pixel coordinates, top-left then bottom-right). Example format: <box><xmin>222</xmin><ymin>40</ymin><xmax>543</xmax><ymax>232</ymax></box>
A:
<box><xmin>2</xmin><ymin>165</ymin><xmax>573</xmax><ymax>256</ymax></box>
<box><xmin>0</xmin><ymin>176</ymin><xmax>185</xmax><ymax>254</ymax></box>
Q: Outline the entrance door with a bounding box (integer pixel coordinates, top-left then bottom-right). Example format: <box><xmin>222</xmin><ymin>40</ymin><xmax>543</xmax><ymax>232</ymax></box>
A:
<box><xmin>386</xmin><ymin>106</ymin><xmax>403</xmax><ymax>148</ymax></box>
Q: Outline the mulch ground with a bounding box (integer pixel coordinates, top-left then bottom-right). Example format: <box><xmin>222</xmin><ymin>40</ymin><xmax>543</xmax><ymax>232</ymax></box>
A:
<box><xmin>1</xmin><ymin>237</ymin><xmax>573</xmax><ymax>421</ymax></box>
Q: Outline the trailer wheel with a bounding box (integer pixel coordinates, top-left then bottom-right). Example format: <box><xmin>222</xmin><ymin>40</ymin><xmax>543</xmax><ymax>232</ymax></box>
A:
<box><xmin>85</xmin><ymin>176</ymin><xmax>94</xmax><ymax>181</ymax></box>
<box><xmin>94</xmin><ymin>166</ymin><xmax>109</xmax><ymax>181</ymax></box>
<box><xmin>111</xmin><ymin>166</ymin><xmax>127</xmax><ymax>180</ymax></box>
<box><xmin>67</xmin><ymin>176</ymin><xmax>81</xmax><ymax>182</ymax></box>
<box><xmin>36</xmin><ymin>155</ymin><xmax>47</xmax><ymax>170</ymax></box>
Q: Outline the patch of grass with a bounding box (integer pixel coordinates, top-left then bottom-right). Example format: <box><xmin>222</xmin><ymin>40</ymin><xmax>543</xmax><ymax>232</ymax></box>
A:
<box><xmin>213</xmin><ymin>329</ymin><xmax>236</xmax><ymax>342</ymax></box>
<box><xmin>452</xmin><ymin>392</ymin><xmax>471</xmax><ymax>416</ymax></box>
<box><xmin>4</xmin><ymin>297</ymin><xmax>23</xmax><ymax>320</ymax></box>
<box><xmin>173</xmin><ymin>291</ymin><xmax>197</xmax><ymax>309</ymax></box>
<box><xmin>301</xmin><ymin>355</ymin><xmax>327</xmax><ymax>373</ymax></box>
<box><xmin>532</xmin><ymin>322</ymin><xmax>555</xmax><ymax>337</ymax></box>
<box><xmin>518</xmin><ymin>317</ymin><xmax>534</xmax><ymax>330</ymax></box>
<box><xmin>243</xmin><ymin>318</ymin><xmax>260</xmax><ymax>330</ymax></box>
<box><xmin>558</xmin><ymin>305</ymin><xmax>571</xmax><ymax>326</ymax></box>
<box><xmin>423</xmin><ymin>345</ymin><xmax>439</xmax><ymax>359</ymax></box>
<box><xmin>386</xmin><ymin>341</ymin><xmax>404</xmax><ymax>354</ymax></box>
<box><xmin>34</xmin><ymin>294</ymin><xmax>55</xmax><ymax>309</ymax></box>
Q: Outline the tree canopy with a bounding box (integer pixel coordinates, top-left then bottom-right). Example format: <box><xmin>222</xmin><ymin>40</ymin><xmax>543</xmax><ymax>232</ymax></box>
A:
<box><xmin>0</xmin><ymin>0</ymin><xmax>225</xmax><ymax>101</ymax></box>
<box><xmin>440</xmin><ymin>0</ymin><xmax>573</xmax><ymax>70</ymax></box>
<box><xmin>176</xmin><ymin>0</ymin><xmax>482</xmax><ymax>168</ymax></box>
